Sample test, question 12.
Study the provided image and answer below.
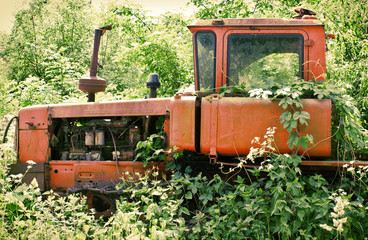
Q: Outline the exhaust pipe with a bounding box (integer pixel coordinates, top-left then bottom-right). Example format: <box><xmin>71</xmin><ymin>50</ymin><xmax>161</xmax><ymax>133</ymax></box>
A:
<box><xmin>79</xmin><ymin>25</ymin><xmax>112</xmax><ymax>102</ymax></box>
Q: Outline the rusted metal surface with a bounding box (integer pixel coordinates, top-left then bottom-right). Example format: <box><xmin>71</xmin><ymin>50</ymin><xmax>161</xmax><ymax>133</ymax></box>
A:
<box><xmin>293</xmin><ymin>8</ymin><xmax>316</xmax><ymax>19</ymax></box>
<box><xmin>18</xmin><ymin>130</ymin><xmax>50</xmax><ymax>163</ymax></box>
<box><xmin>79</xmin><ymin>76</ymin><xmax>106</xmax><ymax>98</ymax></box>
<box><xmin>18</xmin><ymin>107</ymin><xmax>48</xmax><ymax>130</ymax></box>
<box><xmin>188</xmin><ymin>18</ymin><xmax>323</xmax><ymax>27</ymax></box>
<box><xmin>169</xmin><ymin>96</ymin><xmax>197</xmax><ymax>151</ymax></box>
<box><xmin>48</xmin><ymin>98</ymin><xmax>172</xmax><ymax>118</ymax></box>
<box><xmin>79</xmin><ymin>26</ymin><xmax>111</xmax><ymax>101</ymax></box>
<box><xmin>48</xmin><ymin>160</ymin><xmax>166</xmax><ymax>190</ymax></box>
<box><xmin>200</xmin><ymin>97</ymin><xmax>331</xmax><ymax>157</ymax></box>
<box><xmin>18</xmin><ymin>107</ymin><xmax>50</xmax><ymax>163</ymax></box>
<box><xmin>299</xmin><ymin>99</ymin><xmax>331</xmax><ymax>156</ymax></box>
<box><xmin>9</xmin><ymin>163</ymin><xmax>48</xmax><ymax>191</ymax></box>
<box><xmin>201</xmin><ymin>96</ymin><xmax>289</xmax><ymax>155</ymax></box>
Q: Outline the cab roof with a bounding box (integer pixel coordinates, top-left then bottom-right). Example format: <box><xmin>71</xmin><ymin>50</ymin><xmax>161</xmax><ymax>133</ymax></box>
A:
<box><xmin>188</xmin><ymin>18</ymin><xmax>323</xmax><ymax>28</ymax></box>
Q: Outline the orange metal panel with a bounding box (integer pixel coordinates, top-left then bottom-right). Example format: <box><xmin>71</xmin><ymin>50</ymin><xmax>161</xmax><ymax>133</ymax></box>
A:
<box><xmin>18</xmin><ymin>106</ymin><xmax>49</xmax><ymax>130</ymax></box>
<box><xmin>169</xmin><ymin>96</ymin><xmax>196</xmax><ymax>151</ymax></box>
<box><xmin>299</xmin><ymin>99</ymin><xmax>331</xmax><ymax>156</ymax></box>
<box><xmin>49</xmin><ymin>98</ymin><xmax>172</xmax><ymax>118</ymax></box>
<box><xmin>49</xmin><ymin>161</ymin><xmax>166</xmax><ymax>190</ymax></box>
<box><xmin>19</xmin><ymin>130</ymin><xmax>50</xmax><ymax>163</ymax></box>
<box><xmin>304</xmin><ymin>26</ymin><xmax>326</xmax><ymax>81</ymax></box>
<box><xmin>200</xmin><ymin>97</ymin><xmax>331</xmax><ymax>157</ymax></box>
<box><xmin>201</xmin><ymin>97</ymin><xmax>290</xmax><ymax>155</ymax></box>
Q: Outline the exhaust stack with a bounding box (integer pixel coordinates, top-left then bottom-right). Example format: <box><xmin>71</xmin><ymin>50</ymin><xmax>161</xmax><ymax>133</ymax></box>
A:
<box><xmin>79</xmin><ymin>25</ymin><xmax>112</xmax><ymax>102</ymax></box>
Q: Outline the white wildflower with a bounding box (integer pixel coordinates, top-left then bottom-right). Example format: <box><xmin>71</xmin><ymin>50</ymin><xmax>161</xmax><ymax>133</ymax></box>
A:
<box><xmin>331</xmin><ymin>212</ymin><xmax>338</xmax><ymax>218</ymax></box>
<box><xmin>340</xmin><ymin>217</ymin><xmax>347</xmax><ymax>224</ymax></box>
<box><xmin>249</xmin><ymin>88</ymin><xmax>263</xmax><ymax>98</ymax></box>
<box><xmin>320</xmin><ymin>224</ymin><xmax>333</xmax><ymax>232</ymax></box>
<box><xmin>261</xmin><ymin>90</ymin><xmax>272</xmax><ymax>99</ymax></box>
<box><xmin>333</xmin><ymin>219</ymin><xmax>339</xmax><ymax>227</ymax></box>
<box><xmin>26</xmin><ymin>160</ymin><xmax>36</xmax><ymax>165</ymax></box>
<box><xmin>251</xmin><ymin>137</ymin><xmax>260</xmax><ymax>144</ymax></box>
<box><xmin>347</xmin><ymin>167</ymin><xmax>355</xmax><ymax>172</ymax></box>
<box><xmin>30</xmin><ymin>178</ymin><xmax>39</xmax><ymax>188</ymax></box>
<box><xmin>276</xmin><ymin>87</ymin><xmax>291</xmax><ymax>96</ymax></box>
<box><xmin>266</xmin><ymin>164</ymin><xmax>274</xmax><ymax>170</ymax></box>
<box><xmin>292</xmin><ymin>92</ymin><xmax>299</xmax><ymax>99</ymax></box>
<box><xmin>10</xmin><ymin>173</ymin><xmax>23</xmax><ymax>179</ymax></box>
<box><xmin>336</xmin><ymin>224</ymin><xmax>343</xmax><ymax>232</ymax></box>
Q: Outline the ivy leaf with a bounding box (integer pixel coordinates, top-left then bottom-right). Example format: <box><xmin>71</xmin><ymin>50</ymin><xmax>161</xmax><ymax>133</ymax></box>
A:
<box><xmin>188</xmin><ymin>184</ymin><xmax>198</xmax><ymax>195</ymax></box>
<box><xmin>299</xmin><ymin>111</ymin><xmax>310</xmax><ymax>126</ymax></box>
<box><xmin>287</xmin><ymin>134</ymin><xmax>298</xmax><ymax>150</ymax></box>
<box><xmin>306</xmin><ymin>134</ymin><xmax>314</xmax><ymax>144</ymax></box>
<box><xmin>185</xmin><ymin>191</ymin><xmax>192</xmax><ymax>199</ymax></box>
<box><xmin>287</xmin><ymin>120</ymin><xmax>297</xmax><ymax>132</ymax></box>
<box><xmin>179</xmin><ymin>207</ymin><xmax>190</xmax><ymax>216</ymax></box>
<box><xmin>297</xmin><ymin>137</ymin><xmax>309</xmax><ymax>149</ymax></box>
<box><xmin>293</xmin><ymin>111</ymin><xmax>301</xmax><ymax>120</ymax></box>
<box><xmin>280</xmin><ymin>111</ymin><xmax>292</xmax><ymax>123</ymax></box>
<box><xmin>297</xmin><ymin>210</ymin><xmax>305</xmax><ymax>221</ymax></box>
<box><xmin>279</xmin><ymin>97</ymin><xmax>291</xmax><ymax>109</ymax></box>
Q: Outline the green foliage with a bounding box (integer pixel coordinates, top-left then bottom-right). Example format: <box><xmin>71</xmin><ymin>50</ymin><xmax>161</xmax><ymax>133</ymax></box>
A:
<box><xmin>190</xmin><ymin>0</ymin><xmax>298</xmax><ymax>20</ymax></box>
<box><xmin>135</xmin><ymin>133</ymin><xmax>166</xmax><ymax>167</ymax></box>
<box><xmin>2</xmin><ymin>140</ymin><xmax>368</xmax><ymax>239</ymax></box>
<box><xmin>98</xmin><ymin>3</ymin><xmax>193</xmax><ymax>97</ymax></box>
<box><xmin>3</xmin><ymin>0</ymin><xmax>93</xmax><ymax>97</ymax></box>
<box><xmin>308</xmin><ymin>0</ymin><xmax>368</xmax><ymax>126</ymax></box>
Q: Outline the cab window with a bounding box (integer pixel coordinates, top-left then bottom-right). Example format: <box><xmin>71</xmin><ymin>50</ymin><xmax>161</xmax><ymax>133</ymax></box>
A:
<box><xmin>227</xmin><ymin>34</ymin><xmax>303</xmax><ymax>88</ymax></box>
<box><xmin>195</xmin><ymin>31</ymin><xmax>216</xmax><ymax>91</ymax></box>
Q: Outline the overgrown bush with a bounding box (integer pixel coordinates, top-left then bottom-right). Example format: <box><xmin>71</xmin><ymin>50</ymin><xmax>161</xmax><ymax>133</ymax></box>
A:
<box><xmin>1</xmin><ymin>140</ymin><xmax>368</xmax><ymax>239</ymax></box>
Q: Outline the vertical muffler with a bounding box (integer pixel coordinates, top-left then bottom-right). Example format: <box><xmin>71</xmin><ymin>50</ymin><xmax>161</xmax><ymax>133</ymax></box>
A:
<box><xmin>79</xmin><ymin>26</ymin><xmax>111</xmax><ymax>102</ymax></box>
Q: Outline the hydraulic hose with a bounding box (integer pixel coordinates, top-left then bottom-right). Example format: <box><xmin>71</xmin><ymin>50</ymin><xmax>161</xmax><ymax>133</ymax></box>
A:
<box><xmin>2</xmin><ymin>116</ymin><xmax>18</xmax><ymax>144</ymax></box>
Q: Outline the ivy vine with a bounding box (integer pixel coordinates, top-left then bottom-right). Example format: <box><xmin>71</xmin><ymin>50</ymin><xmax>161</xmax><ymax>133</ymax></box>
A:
<box><xmin>219</xmin><ymin>79</ymin><xmax>368</xmax><ymax>160</ymax></box>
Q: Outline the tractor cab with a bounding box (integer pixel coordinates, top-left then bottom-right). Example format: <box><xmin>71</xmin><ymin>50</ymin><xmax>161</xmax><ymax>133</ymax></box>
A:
<box><xmin>188</xmin><ymin>12</ymin><xmax>327</xmax><ymax>92</ymax></box>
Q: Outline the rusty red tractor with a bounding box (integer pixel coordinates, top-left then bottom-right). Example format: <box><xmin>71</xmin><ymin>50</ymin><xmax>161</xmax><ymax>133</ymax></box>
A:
<box><xmin>6</xmin><ymin>9</ymin><xmax>367</xmax><ymax>216</ymax></box>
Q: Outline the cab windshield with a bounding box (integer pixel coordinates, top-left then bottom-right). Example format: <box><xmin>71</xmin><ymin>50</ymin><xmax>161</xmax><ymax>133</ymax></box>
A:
<box><xmin>227</xmin><ymin>34</ymin><xmax>304</xmax><ymax>88</ymax></box>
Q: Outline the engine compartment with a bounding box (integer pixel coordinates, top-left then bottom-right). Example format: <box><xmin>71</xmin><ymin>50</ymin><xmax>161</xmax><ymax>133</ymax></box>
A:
<box><xmin>50</xmin><ymin>116</ymin><xmax>163</xmax><ymax>162</ymax></box>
